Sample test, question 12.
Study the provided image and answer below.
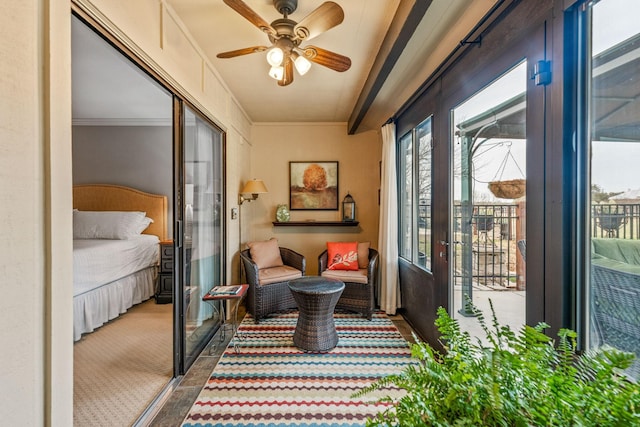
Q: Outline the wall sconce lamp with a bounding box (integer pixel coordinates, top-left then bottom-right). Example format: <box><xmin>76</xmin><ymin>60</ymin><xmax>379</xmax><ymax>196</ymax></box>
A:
<box><xmin>239</xmin><ymin>179</ymin><xmax>268</xmax><ymax>205</ymax></box>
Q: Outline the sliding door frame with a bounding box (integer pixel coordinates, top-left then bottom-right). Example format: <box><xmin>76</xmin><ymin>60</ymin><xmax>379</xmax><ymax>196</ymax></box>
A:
<box><xmin>178</xmin><ymin>101</ymin><xmax>227</xmax><ymax>374</ymax></box>
<box><xmin>71</xmin><ymin>6</ymin><xmax>227</xmax><ymax>377</ymax></box>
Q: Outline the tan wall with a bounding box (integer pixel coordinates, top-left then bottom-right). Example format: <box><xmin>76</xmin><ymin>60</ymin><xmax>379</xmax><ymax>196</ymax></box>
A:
<box><xmin>246</xmin><ymin>123</ymin><xmax>382</xmax><ymax>275</ymax></box>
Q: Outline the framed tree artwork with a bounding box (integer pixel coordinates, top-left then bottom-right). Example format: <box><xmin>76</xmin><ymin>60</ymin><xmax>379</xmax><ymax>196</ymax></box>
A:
<box><xmin>289</xmin><ymin>161</ymin><xmax>339</xmax><ymax>210</ymax></box>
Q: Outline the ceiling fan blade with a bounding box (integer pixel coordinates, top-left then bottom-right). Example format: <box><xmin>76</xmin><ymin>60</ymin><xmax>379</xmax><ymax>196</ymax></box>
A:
<box><xmin>302</xmin><ymin>46</ymin><xmax>351</xmax><ymax>72</ymax></box>
<box><xmin>294</xmin><ymin>1</ymin><xmax>344</xmax><ymax>41</ymax></box>
<box><xmin>278</xmin><ymin>56</ymin><xmax>294</xmax><ymax>86</ymax></box>
<box><xmin>216</xmin><ymin>46</ymin><xmax>268</xmax><ymax>59</ymax></box>
<box><xmin>223</xmin><ymin>0</ymin><xmax>275</xmax><ymax>36</ymax></box>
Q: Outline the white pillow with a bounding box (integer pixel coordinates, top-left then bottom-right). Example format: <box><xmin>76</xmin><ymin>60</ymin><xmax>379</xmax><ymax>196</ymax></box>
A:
<box><xmin>135</xmin><ymin>216</ymin><xmax>154</xmax><ymax>235</ymax></box>
<box><xmin>73</xmin><ymin>210</ymin><xmax>149</xmax><ymax>239</ymax></box>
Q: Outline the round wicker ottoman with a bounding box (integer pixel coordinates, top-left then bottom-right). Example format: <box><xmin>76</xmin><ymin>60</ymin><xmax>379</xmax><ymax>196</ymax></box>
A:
<box><xmin>288</xmin><ymin>276</ymin><xmax>345</xmax><ymax>352</ymax></box>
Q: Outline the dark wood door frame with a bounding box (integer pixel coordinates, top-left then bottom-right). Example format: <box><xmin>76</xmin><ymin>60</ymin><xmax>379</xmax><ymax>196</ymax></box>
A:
<box><xmin>395</xmin><ymin>0</ymin><xmax>572</xmax><ymax>345</ymax></box>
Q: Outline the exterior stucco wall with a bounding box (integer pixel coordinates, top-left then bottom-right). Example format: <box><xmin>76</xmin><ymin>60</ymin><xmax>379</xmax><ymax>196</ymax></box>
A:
<box><xmin>0</xmin><ymin>0</ymin><xmax>251</xmax><ymax>423</ymax></box>
<box><xmin>1</xmin><ymin>1</ymin><xmax>73</xmax><ymax>425</ymax></box>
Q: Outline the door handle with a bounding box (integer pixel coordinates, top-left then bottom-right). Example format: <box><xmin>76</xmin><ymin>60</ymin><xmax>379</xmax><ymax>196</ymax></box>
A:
<box><xmin>176</xmin><ymin>220</ymin><xmax>183</xmax><ymax>248</ymax></box>
<box><xmin>438</xmin><ymin>240</ymin><xmax>448</xmax><ymax>261</ymax></box>
<box><xmin>439</xmin><ymin>240</ymin><xmax>465</xmax><ymax>246</ymax></box>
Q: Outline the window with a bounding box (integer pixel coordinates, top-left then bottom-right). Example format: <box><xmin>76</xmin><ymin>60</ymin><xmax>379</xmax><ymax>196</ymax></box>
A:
<box><xmin>398</xmin><ymin>117</ymin><xmax>433</xmax><ymax>270</ymax></box>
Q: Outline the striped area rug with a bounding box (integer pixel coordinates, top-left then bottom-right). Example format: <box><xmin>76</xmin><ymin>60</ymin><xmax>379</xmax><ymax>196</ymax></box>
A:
<box><xmin>182</xmin><ymin>311</ymin><xmax>413</xmax><ymax>427</ymax></box>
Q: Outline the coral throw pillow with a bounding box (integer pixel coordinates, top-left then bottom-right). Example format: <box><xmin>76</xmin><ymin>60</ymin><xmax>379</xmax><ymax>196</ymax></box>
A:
<box><xmin>327</xmin><ymin>241</ymin><xmax>359</xmax><ymax>271</ymax></box>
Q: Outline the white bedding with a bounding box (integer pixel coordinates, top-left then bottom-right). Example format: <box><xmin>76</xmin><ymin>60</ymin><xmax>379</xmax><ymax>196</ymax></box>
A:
<box><xmin>73</xmin><ymin>234</ymin><xmax>159</xmax><ymax>297</ymax></box>
<box><xmin>73</xmin><ymin>234</ymin><xmax>160</xmax><ymax>341</ymax></box>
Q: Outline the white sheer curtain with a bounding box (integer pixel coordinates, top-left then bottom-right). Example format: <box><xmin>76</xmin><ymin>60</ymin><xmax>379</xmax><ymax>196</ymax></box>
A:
<box><xmin>378</xmin><ymin>122</ymin><xmax>400</xmax><ymax>314</ymax></box>
<box><xmin>188</xmin><ymin>120</ymin><xmax>216</xmax><ymax>326</ymax></box>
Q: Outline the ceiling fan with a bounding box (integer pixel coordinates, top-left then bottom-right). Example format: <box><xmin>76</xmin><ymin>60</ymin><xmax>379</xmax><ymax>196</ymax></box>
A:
<box><xmin>217</xmin><ymin>0</ymin><xmax>352</xmax><ymax>86</ymax></box>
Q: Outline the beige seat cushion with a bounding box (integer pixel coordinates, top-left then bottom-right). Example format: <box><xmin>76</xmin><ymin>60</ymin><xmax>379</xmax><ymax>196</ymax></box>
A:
<box><xmin>247</xmin><ymin>238</ymin><xmax>284</xmax><ymax>269</ymax></box>
<box><xmin>258</xmin><ymin>265</ymin><xmax>303</xmax><ymax>285</ymax></box>
<box><xmin>321</xmin><ymin>268</ymin><xmax>368</xmax><ymax>284</ymax></box>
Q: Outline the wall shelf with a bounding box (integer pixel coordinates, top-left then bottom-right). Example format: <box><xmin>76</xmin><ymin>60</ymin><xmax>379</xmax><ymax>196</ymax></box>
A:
<box><xmin>272</xmin><ymin>221</ymin><xmax>359</xmax><ymax>227</ymax></box>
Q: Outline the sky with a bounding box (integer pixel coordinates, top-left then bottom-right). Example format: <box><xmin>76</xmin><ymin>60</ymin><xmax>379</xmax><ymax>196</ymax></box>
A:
<box><xmin>591</xmin><ymin>0</ymin><xmax>640</xmax><ymax>194</ymax></box>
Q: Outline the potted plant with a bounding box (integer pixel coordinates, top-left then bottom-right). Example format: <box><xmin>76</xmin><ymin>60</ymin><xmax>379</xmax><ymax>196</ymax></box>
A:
<box><xmin>355</xmin><ymin>302</ymin><xmax>640</xmax><ymax>426</ymax></box>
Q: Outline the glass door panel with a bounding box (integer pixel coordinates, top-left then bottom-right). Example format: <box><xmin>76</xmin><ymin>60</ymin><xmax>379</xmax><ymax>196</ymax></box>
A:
<box><xmin>398</xmin><ymin>118</ymin><xmax>433</xmax><ymax>270</ymax></box>
<box><xmin>587</xmin><ymin>0</ymin><xmax>640</xmax><ymax>380</ymax></box>
<box><xmin>399</xmin><ymin>132</ymin><xmax>413</xmax><ymax>261</ymax></box>
<box><xmin>416</xmin><ymin>119</ymin><xmax>433</xmax><ymax>271</ymax></box>
<box><xmin>182</xmin><ymin>105</ymin><xmax>224</xmax><ymax>367</ymax></box>
<box><xmin>451</xmin><ymin>62</ymin><xmax>527</xmax><ymax>339</ymax></box>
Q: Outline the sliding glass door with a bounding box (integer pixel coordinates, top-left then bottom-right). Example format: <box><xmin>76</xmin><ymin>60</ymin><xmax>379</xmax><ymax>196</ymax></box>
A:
<box><xmin>583</xmin><ymin>0</ymin><xmax>640</xmax><ymax>381</ymax></box>
<box><xmin>181</xmin><ymin>105</ymin><xmax>225</xmax><ymax>370</ymax></box>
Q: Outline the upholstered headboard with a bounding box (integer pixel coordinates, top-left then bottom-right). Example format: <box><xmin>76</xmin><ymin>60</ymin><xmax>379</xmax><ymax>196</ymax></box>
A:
<box><xmin>73</xmin><ymin>184</ymin><xmax>168</xmax><ymax>241</ymax></box>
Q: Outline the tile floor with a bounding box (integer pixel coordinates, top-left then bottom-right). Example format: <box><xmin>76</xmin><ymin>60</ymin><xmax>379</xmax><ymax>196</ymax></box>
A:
<box><xmin>148</xmin><ymin>306</ymin><xmax>417</xmax><ymax>426</ymax></box>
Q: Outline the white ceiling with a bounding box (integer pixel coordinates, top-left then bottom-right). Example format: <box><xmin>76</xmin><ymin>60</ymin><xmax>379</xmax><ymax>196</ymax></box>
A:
<box><xmin>166</xmin><ymin>0</ymin><xmax>400</xmax><ymax>124</ymax></box>
<box><xmin>73</xmin><ymin>1</ymin><xmax>498</xmax><ymax>132</ymax></box>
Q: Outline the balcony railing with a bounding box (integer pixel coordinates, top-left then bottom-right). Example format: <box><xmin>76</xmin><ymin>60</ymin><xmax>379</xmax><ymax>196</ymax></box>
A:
<box><xmin>592</xmin><ymin>204</ymin><xmax>640</xmax><ymax>239</ymax></box>
<box><xmin>415</xmin><ymin>203</ymin><xmax>640</xmax><ymax>287</ymax></box>
<box><xmin>457</xmin><ymin>204</ymin><xmax>521</xmax><ymax>288</ymax></box>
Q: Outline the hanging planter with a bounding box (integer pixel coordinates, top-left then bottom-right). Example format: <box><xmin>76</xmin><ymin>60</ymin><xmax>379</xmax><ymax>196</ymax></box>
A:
<box><xmin>488</xmin><ymin>178</ymin><xmax>526</xmax><ymax>199</ymax></box>
<box><xmin>487</xmin><ymin>143</ymin><xmax>526</xmax><ymax>199</ymax></box>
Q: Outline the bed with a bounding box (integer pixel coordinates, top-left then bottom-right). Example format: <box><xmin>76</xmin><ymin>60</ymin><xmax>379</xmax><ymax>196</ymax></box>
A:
<box><xmin>73</xmin><ymin>184</ymin><xmax>168</xmax><ymax>341</ymax></box>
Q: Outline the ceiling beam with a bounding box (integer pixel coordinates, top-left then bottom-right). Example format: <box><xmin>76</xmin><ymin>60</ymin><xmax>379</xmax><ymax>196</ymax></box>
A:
<box><xmin>347</xmin><ymin>0</ymin><xmax>433</xmax><ymax>135</ymax></box>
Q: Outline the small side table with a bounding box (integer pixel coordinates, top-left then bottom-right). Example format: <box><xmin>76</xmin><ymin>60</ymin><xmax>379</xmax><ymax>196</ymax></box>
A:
<box><xmin>203</xmin><ymin>284</ymin><xmax>249</xmax><ymax>353</ymax></box>
<box><xmin>289</xmin><ymin>277</ymin><xmax>345</xmax><ymax>352</ymax></box>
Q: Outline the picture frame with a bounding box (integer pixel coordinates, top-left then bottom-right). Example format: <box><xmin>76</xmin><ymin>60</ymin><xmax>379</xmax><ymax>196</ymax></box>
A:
<box><xmin>289</xmin><ymin>161</ymin><xmax>339</xmax><ymax>210</ymax></box>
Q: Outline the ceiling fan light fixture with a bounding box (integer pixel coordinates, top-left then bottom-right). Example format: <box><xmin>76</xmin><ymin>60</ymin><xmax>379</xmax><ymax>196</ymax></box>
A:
<box><xmin>266</xmin><ymin>47</ymin><xmax>284</xmax><ymax>67</ymax></box>
<box><xmin>269</xmin><ymin>65</ymin><xmax>284</xmax><ymax>80</ymax></box>
<box><xmin>292</xmin><ymin>51</ymin><xmax>311</xmax><ymax>75</ymax></box>
<box><xmin>218</xmin><ymin>0</ymin><xmax>351</xmax><ymax>85</ymax></box>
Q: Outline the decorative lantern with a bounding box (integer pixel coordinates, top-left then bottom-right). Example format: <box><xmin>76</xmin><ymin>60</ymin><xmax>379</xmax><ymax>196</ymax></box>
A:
<box><xmin>342</xmin><ymin>192</ymin><xmax>356</xmax><ymax>222</ymax></box>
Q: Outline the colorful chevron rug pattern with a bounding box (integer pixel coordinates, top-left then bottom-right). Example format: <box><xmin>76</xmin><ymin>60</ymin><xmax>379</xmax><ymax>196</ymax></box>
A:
<box><xmin>182</xmin><ymin>310</ymin><xmax>413</xmax><ymax>427</ymax></box>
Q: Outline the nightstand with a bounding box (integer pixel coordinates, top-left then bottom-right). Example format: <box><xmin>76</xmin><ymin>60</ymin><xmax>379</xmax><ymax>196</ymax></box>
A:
<box><xmin>156</xmin><ymin>239</ymin><xmax>173</xmax><ymax>304</ymax></box>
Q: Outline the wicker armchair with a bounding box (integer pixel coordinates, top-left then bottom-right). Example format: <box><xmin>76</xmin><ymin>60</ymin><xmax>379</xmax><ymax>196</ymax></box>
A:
<box><xmin>318</xmin><ymin>248</ymin><xmax>379</xmax><ymax>320</ymax></box>
<box><xmin>240</xmin><ymin>247</ymin><xmax>306</xmax><ymax>323</ymax></box>
<box><xmin>591</xmin><ymin>263</ymin><xmax>640</xmax><ymax>378</ymax></box>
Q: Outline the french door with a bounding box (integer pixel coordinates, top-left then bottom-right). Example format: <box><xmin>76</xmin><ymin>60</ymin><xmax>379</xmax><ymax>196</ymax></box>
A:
<box><xmin>447</xmin><ymin>26</ymin><xmax>546</xmax><ymax>338</ymax></box>
<box><xmin>447</xmin><ymin>28</ymin><xmax>550</xmax><ymax>338</ymax></box>
<box><xmin>450</xmin><ymin>62</ymin><xmax>529</xmax><ymax>336</ymax></box>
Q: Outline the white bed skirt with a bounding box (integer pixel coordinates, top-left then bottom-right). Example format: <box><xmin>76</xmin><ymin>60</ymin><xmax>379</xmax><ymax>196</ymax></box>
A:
<box><xmin>74</xmin><ymin>267</ymin><xmax>157</xmax><ymax>341</ymax></box>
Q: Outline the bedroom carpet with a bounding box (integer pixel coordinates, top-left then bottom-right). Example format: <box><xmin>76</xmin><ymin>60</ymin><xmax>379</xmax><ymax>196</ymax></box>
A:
<box><xmin>74</xmin><ymin>298</ymin><xmax>173</xmax><ymax>427</ymax></box>
<box><xmin>181</xmin><ymin>311</ymin><xmax>414</xmax><ymax>427</ymax></box>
